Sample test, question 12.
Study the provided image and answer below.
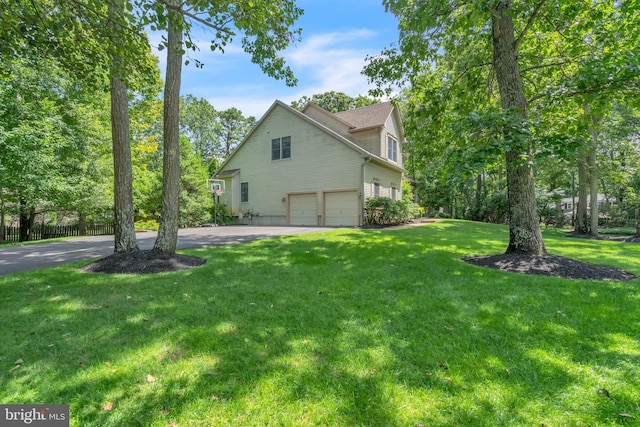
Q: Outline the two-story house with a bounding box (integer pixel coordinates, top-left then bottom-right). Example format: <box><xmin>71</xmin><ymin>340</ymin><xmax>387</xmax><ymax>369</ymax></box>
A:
<box><xmin>215</xmin><ymin>100</ymin><xmax>406</xmax><ymax>226</ymax></box>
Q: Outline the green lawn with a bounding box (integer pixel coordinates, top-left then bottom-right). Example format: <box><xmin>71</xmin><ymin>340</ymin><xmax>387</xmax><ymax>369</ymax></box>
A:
<box><xmin>1</xmin><ymin>220</ymin><xmax>639</xmax><ymax>426</ymax></box>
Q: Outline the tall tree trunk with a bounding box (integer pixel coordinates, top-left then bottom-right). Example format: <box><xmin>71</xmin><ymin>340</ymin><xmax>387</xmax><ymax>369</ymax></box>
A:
<box><xmin>586</xmin><ymin>107</ymin><xmax>599</xmax><ymax>237</ymax></box>
<box><xmin>0</xmin><ymin>189</ymin><xmax>5</xmax><ymax>242</ymax></box>
<box><xmin>19</xmin><ymin>204</ymin><xmax>36</xmax><ymax>242</ymax></box>
<box><xmin>78</xmin><ymin>212</ymin><xmax>87</xmax><ymax>236</ymax></box>
<box><xmin>575</xmin><ymin>153</ymin><xmax>589</xmax><ymax>234</ymax></box>
<box><xmin>19</xmin><ymin>199</ymin><xmax>30</xmax><ymax>242</ymax></box>
<box><xmin>491</xmin><ymin>0</ymin><xmax>545</xmax><ymax>255</ymax></box>
<box><xmin>153</xmin><ymin>0</ymin><xmax>182</xmax><ymax>254</ymax></box>
<box><xmin>475</xmin><ymin>172</ymin><xmax>483</xmax><ymax>220</ymax></box>
<box><xmin>109</xmin><ymin>0</ymin><xmax>139</xmax><ymax>253</ymax></box>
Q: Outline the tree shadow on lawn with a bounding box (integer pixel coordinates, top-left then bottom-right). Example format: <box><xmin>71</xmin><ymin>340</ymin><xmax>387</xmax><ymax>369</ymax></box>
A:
<box><xmin>1</xmin><ymin>225</ymin><xmax>639</xmax><ymax>425</ymax></box>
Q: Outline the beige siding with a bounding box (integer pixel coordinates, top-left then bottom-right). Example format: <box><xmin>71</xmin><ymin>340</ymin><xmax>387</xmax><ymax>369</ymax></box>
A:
<box><xmin>349</xmin><ymin>128</ymin><xmax>381</xmax><ymax>156</ymax></box>
<box><xmin>303</xmin><ymin>105</ymin><xmax>352</xmax><ymax>140</ymax></box>
<box><xmin>218</xmin><ymin>176</ymin><xmax>240</xmax><ymax>214</ymax></box>
<box><xmin>382</xmin><ymin>113</ymin><xmax>403</xmax><ymax>169</ymax></box>
<box><xmin>221</xmin><ymin>104</ymin><xmax>364</xmax><ymax>225</ymax></box>
<box><xmin>364</xmin><ymin>161</ymin><xmax>403</xmax><ymax>201</ymax></box>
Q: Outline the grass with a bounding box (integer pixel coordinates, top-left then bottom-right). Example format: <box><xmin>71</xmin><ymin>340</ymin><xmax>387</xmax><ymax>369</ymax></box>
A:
<box><xmin>1</xmin><ymin>219</ymin><xmax>639</xmax><ymax>426</ymax></box>
<box><xmin>600</xmin><ymin>227</ymin><xmax>637</xmax><ymax>236</ymax></box>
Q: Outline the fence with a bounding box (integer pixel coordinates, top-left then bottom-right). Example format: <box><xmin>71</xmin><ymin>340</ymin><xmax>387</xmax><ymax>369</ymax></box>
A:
<box><xmin>1</xmin><ymin>223</ymin><xmax>114</xmax><ymax>243</ymax></box>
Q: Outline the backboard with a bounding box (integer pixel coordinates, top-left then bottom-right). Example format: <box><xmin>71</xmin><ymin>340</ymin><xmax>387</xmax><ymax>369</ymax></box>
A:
<box><xmin>206</xmin><ymin>179</ymin><xmax>225</xmax><ymax>195</ymax></box>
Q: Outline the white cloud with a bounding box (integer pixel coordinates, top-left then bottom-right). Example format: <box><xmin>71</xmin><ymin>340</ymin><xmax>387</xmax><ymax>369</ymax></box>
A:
<box><xmin>206</xmin><ymin>94</ymin><xmax>276</xmax><ymax>119</ymax></box>
<box><xmin>284</xmin><ymin>29</ymin><xmax>379</xmax><ymax>97</ymax></box>
<box><xmin>148</xmin><ymin>27</ymin><xmax>388</xmax><ymax>117</ymax></box>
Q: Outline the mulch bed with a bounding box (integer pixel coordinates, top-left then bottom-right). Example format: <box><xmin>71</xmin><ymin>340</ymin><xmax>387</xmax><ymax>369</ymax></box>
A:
<box><xmin>82</xmin><ymin>250</ymin><xmax>206</xmax><ymax>274</ymax></box>
<box><xmin>80</xmin><ymin>224</ymin><xmax>637</xmax><ymax>280</ymax></box>
<box><xmin>464</xmin><ymin>253</ymin><xmax>636</xmax><ymax>281</ymax></box>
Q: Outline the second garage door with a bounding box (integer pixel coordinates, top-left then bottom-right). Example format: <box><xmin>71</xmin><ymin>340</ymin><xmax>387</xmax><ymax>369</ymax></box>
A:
<box><xmin>289</xmin><ymin>193</ymin><xmax>318</xmax><ymax>225</ymax></box>
<box><xmin>324</xmin><ymin>191</ymin><xmax>359</xmax><ymax>226</ymax></box>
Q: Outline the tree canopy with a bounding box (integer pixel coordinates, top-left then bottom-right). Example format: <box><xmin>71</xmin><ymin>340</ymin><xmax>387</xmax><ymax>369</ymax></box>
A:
<box><xmin>291</xmin><ymin>91</ymin><xmax>378</xmax><ymax>112</ymax></box>
<box><xmin>365</xmin><ymin>0</ymin><xmax>640</xmax><ymax>249</ymax></box>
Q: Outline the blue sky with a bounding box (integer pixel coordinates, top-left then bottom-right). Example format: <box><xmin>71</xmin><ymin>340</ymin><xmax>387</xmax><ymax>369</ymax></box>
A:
<box><xmin>150</xmin><ymin>1</ymin><xmax>399</xmax><ymax>118</ymax></box>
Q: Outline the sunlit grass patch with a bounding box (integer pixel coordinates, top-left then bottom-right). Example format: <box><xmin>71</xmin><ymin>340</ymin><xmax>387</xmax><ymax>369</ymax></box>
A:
<box><xmin>1</xmin><ymin>220</ymin><xmax>639</xmax><ymax>426</ymax></box>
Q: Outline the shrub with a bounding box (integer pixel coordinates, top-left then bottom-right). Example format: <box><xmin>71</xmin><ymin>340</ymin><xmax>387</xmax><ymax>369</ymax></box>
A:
<box><xmin>134</xmin><ymin>220</ymin><xmax>159</xmax><ymax>231</ymax></box>
<box><xmin>364</xmin><ymin>197</ymin><xmax>420</xmax><ymax>225</ymax></box>
<box><xmin>212</xmin><ymin>203</ymin><xmax>235</xmax><ymax>225</ymax></box>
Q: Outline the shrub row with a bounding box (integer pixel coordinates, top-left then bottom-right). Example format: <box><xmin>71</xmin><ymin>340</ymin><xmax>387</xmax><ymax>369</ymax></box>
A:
<box><xmin>364</xmin><ymin>197</ymin><xmax>421</xmax><ymax>225</ymax></box>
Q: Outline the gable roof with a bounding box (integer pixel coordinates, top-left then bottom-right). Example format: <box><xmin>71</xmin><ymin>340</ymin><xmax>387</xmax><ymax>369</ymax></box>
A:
<box><xmin>301</xmin><ymin>102</ymin><xmax>355</xmax><ymax>130</ymax></box>
<box><xmin>215</xmin><ymin>100</ymin><xmax>405</xmax><ymax>176</ymax></box>
<box><xmin>333</xmin><ymin>102</ymin><xmax>394</xmax><ymax>131</ymax></box>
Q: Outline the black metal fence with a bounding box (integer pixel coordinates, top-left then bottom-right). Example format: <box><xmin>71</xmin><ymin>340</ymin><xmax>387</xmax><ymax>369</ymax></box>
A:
<box><xmin>1</xmin><ymin>223</ymin><xmax>114</xmax><ymax>243</ymax></box>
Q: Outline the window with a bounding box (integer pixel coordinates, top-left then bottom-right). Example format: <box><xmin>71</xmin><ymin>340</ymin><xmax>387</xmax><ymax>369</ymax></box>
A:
<box><xmin>387</xmin><ymin>135</ymin><xmax>398</xmax><ymax>162</ymax></box>
<box><xmin>241</xmin><ymin>182</ymin><xmax>249</xmax><ymax>202</ymax></box>
<box><xmin>271</xmin><ymin>136</ymin><xmax>291</xmax><ymax>160</ymax></box>
<box><xmin>374</xmin><ymin>182</ymin><xmax>380</xmax><ymax>197</ymax></box>
<box><xmin>391</xmin><ymin>187</ymin><xmax>397</xmax><ymax>200</ymax></box>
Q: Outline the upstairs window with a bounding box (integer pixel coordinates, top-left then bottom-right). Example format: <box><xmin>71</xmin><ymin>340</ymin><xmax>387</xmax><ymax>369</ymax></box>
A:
<box><xmin>271</xmin><ymin>136</ymin><xmax>291</xmax><ymax>160</ymax></box>
<box><xmin>387</xmin><ymin>135</ymin><xmax>398</xmax><ymax>162</ymax></box>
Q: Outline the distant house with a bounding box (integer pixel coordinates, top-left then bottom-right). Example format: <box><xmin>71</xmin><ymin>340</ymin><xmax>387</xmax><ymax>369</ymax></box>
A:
<box><xmin>556</xmin><ymin>194</ymin><xmax>617</xmax><ymax>219</ymax></box>
<box><xmin>215</xmin><ymin>100</ymin><xmax>406</xmax><ymax>226</ymax></box>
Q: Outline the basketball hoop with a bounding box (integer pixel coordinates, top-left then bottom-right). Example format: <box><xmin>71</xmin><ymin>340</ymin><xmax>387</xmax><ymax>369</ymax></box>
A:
<box><xmin>206</xmin><ymin>179</ymin><xmax>225</xmax><ymax>226</ymax></box>
<box><xmin>206</xmin><ymin>179</ymin><xmax>225</xmax><ymax>195</ymax></box>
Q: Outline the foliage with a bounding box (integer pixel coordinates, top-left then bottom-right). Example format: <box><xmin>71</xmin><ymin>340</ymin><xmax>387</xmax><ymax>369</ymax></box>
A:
<box><xmin>291</xmin><ymin>91</ymin><xmax>378</xmax><ymax>112</ymax></box>
<box><xmin>1</xmin><ymin>221</ymin><xmax>639</xmax><ymax>425</ymax></box>
<box><xmin>212</xmin><ymin>202</ymin><xmax>235</xmax><ymax>225</ymax></box>
<box><xmin>139</xmin><ymin>0</ymin><xmax>303</xmax><ymax>86</ymax></box>
<box><xmin>0</xmin><ymin>59</ymin><xmax>113</xmax><ymax>232</ymax></box>
<box><xmin>179</xmin><ymin>94</ymin><xmax>257</xmax><ymax>166</ymax></box>
<box><xmin>216</xmin><ymin>107</ymin><xmax>256</xmax><ymax>159</ymax></box>
<box><xmin>367</xmin><ymin>0</ymin><xmax>640</xmax><ymax>246</ymax></box>
<box><xmin>134</xmin><ymin>219</ymin><xmax>159</xmax><ymax>231</ymax></box>
<box><xmin>364</xmin><ymin>196</ymin><xmax>419</xmax><ymax>225</ymax></box>
<box><xmin>478</xmin><ymin>190</ymin><xmax>510</xmax><ymax>224</ymax></box>
<box><xmin>179</xmin><ymin>95</ymin><xmax>220</xmax><ymax>163</ymax></box>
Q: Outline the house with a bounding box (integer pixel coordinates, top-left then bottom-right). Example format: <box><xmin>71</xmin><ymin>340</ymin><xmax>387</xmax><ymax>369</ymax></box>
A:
<box><xmin>214</xmin><ymin>100</ymin><xmax>406</xmax><ymax>226</ymax></box>
<box><xmin>556</xmin><ymin>194</ymin><xmax>617</xmax><ymax>220</ymax></box>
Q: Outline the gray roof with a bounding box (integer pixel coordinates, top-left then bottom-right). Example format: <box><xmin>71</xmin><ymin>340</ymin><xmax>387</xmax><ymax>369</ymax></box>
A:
<box><xmin>333</xmin><ymin>101</ymin><xmax>393</xmax><ymax>131</ymax></box>
<box><xmin>216</xmin><ymin>168</ymin><xmax>240</xmax><ymax>177</ymax></box>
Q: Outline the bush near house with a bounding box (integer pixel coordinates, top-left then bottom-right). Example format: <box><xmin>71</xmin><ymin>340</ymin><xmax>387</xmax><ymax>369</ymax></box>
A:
<box><xmin>364</xmin><ymin>196</ymin><xmax>420</xmax><ymax>225</ymax></box>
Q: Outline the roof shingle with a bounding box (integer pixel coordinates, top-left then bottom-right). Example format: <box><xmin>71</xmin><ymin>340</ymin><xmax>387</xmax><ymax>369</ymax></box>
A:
<box><xmin>333</xmin><ymin>101</ymin><xmax>393</xmax><ymax>130</ymax></box>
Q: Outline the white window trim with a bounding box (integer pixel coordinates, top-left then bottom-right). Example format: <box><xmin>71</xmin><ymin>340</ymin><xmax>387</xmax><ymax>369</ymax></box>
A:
<box><xmin>387</xmin><ymin>134</ymin><xmax>398</xmax><ymax>163</ymax></box>
<box><xmin>271</xmin><ymin>136</ymin><xmax>292</xmax><ymax>161</ymax></box>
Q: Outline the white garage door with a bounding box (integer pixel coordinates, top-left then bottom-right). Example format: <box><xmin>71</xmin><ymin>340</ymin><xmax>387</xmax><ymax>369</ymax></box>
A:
<box><xmin>289</xmin><ymin>193</ymin><xmax>318</xmax><ymax>225</ymax></box>
<box><xmin>324</xmin><ymin>191</ymin><xmax>359</xmax><ymax>226</ymax></box>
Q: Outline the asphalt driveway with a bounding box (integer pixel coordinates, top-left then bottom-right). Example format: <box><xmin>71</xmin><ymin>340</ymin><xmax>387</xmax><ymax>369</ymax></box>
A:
<box><xmin>0</xmin><ymin>225</ymin><xmax>334</xmax><ymax>276</ymax></box>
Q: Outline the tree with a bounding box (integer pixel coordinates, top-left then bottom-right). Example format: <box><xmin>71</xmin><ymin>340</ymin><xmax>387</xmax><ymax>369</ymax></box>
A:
<box><xmin>2</xmin><ymin>0</ymin><xmax>160</xmax><ymax>251</ymax></box>
<box><xmin>142</xmin><ymin>0</ymin><xmax>303</xmax><ymax>254</ymax></box>
<box><xmin>178</xmin><ymin>136</ymin><xmax>212</xmax><ymax>226</ymax></box>
<box><xmin>109</xmin><ymin>0</ymin><xmax>139</xmax><ymax>252</ymax></box>
<box><xmin>179</xmin><ymin>99</ymin><xmax>255</xmax><ymax>162</ymax></box>
<box><xmin>291</xmin><ymin>91</ymin><xmax>378</xmax><ymax>112</ymax></box>
<box><xmin>216</xmin><ymin>108</ymin><xmax>256</xmax><ymax>158</ymax></box>
<box><xmin>365</xmin><ymin>0</ymin><xmax>545</xmax><ymax>254</ymax></box>
<box><xmin>365</xmin><ymin>0</ymin><xmax>640</xmax><ymax>255</ymax></box>
<box><xmin>0</xmin><ymin>58</ymin><xmax>112</xmax><ymax>240</ymax></box>
<box><xmin>152</xmin><ymin>0</ymin><xmax>184</xmax><ymax>254</ymax></box>
<box><xmin>486</xmin><ymin>1</ymin><xmax>544</xmax><ymax>254</ymax></box>
<box><xmin>180</xmin><ymin>94</ymin><xmax>220</xmax><ymax>163</ymax></box>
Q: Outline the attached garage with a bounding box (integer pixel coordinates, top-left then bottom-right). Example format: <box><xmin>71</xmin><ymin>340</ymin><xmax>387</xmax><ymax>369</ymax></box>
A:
<box><xmin>324</xmin><ymin>190</ymin><xmax>359</xmax><ymax>226</ymax></box>
<box><xmin>289</xmin><ymin>193</ymin><xmax>318</xmax><ymax>225</ymax></box>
